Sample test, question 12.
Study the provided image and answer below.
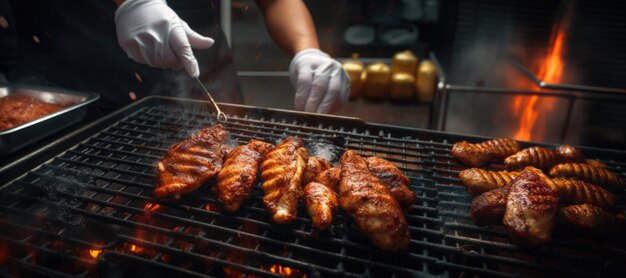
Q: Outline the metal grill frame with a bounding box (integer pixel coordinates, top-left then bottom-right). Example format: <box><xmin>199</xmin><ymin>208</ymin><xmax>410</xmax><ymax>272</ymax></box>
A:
<box><xmin>1</xmin><ymin>96</ymin><xmax>625</xmax><ymax>277</ymax></box>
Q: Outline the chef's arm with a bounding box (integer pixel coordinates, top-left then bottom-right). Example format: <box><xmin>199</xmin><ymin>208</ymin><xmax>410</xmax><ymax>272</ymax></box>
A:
<box><xmin>255</xmin><ymin>0</ymin><xmax>320</xmax><ymax>55</ymax></box>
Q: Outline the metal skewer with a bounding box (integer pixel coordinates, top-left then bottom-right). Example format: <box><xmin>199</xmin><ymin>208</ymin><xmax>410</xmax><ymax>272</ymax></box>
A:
<box><xmin>195</xmin><ymin>78</ymin><xmax>227</xmax><ymax>123</ymax></box>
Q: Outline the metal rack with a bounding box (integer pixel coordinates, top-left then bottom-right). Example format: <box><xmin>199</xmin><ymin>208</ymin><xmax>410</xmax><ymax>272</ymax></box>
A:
<box><xmin>0</xmin><ymin>96</ymin><xmax>625</xmax><ymax>277</ymax></box>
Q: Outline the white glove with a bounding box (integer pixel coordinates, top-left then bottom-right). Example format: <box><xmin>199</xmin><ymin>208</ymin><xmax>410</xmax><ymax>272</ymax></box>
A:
<box><xmin>289</xmin><ymin>49</ymin><xmax>350</xmax><ymax>113</ymax></box>
<box><xmin>114</xmin><ymin>0</ymin><xmax>214</xmax><ymax>77</ymax></box>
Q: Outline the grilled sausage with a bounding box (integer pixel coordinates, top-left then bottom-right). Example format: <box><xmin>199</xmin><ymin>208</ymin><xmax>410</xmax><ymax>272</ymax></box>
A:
<box><xmin>366</xmin><ymin>156</ymin><xmax>416</xmax><ymax>210</ymax></box>
<box><xmin>551</xmin><ymin>178</ymin><xmax>616</xmax><ymax>209</ymax></box>
<box><xmin>451</xmin><ymin>138</ymin><xmax>520</xmax><ymax>167</ymax></box>
<box><xmin>558</xmin><ymin>204</ymin><xmax>625</xmax><ymax>234</ymax></box>
<box><xmin>215</xmin><ymin>140</ymin><xmax>274</xmax><ymax>213</ymax></box>
<box><xmin>261</xmin><ymin>136</ymin><xmax>308</xmax><ymax>224</ymax></box>
<box><xmin>459</xmin><ymin>168</ymin><xmax>520</xmax><ymax>197</ymax></box>
<box><xmin>155</xmin><ymin>125</ymin><xmax>230</xmax><ymax>199</ymax></box>
<box><xmin>503</xmin><ymin>167</ymin><xmax>559</xmax><ymax>246</ymax></box>
<box><xmin>504</xmin><ymin>145</ymin><xmax>583</xmax><ymax>171</ymax></box>
<box><xmin>549</xmin><ymin>163</ymin><xmax>624</xmax><ymax>192</ymax></box>
<box><xmin>339</xmin><ymin>150</ymin><xmax>410</xmax><ymax>251</ymax></box>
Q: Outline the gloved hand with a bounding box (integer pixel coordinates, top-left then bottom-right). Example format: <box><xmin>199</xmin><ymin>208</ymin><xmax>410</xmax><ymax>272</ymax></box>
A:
<box><xmin>289</xmin><ymin>49</ymin><xmax>350</xmax><ymax>113</ymax></box>
<box><xmin>114</xmin><ymin>0</ymin><xmax>214</xmax><ymax>77</ymax></box>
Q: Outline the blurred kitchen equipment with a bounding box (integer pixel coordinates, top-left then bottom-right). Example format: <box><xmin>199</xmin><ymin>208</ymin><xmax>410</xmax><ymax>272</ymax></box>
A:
<box><xmin>342</xmin><ymin>54</ymin><xmax>365</xmax><ymax>98</ymax></box>
<box><xmin>363</xmin><ymin>62</ymin><xmax>391</xmax><ymax>99</ymax></box>
<box><xmin>0</xmin><ymin>83</ymin><xmax>99</xmax><ymax>154</ymax></box>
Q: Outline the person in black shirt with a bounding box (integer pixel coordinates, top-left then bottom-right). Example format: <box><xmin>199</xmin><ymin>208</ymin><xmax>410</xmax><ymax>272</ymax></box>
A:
<box><xmin>5</xmin><ymin>0</ymin><xmax>349</xmax><ymax>114</ymax></box>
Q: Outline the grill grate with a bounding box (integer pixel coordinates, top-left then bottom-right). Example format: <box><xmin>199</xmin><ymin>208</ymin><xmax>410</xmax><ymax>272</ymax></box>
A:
<box><xmin>0</xmin><ymin>97</ymin><xmax>625</xmax><ymax>277</ymax></box>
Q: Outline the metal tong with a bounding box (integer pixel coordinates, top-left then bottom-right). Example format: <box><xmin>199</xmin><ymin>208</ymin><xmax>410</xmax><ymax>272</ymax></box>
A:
<box><xmin>195</xmin><ymin>78</ymin><xmax>227</xmax><ymax>123</ymax></box>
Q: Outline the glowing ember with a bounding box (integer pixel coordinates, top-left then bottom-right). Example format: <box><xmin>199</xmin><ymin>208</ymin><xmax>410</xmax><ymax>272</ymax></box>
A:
<box><xmin>263</xmin><ymin>264</ymin><xmax>307</xmax><ymax>277</ymax></box>
<box><xmin>144</xmin><ymin>202</ymin><xmax>161</xmax><ymax>212</ymax></box>
<box><xmin>204</xmin><ymin>203</ymin><xmax>218</xmax><ymax>211</ymax></box>
<box><xmin>129</xmin><ymin>244</ymin><xmax>143</xmax><ymax>253</ymax></box>
<box><xmin>512</xmin><ymin>8</ymin><xmax>568</xmax><ymax>141</ymax></box>
<box><xmin>89</xmin><ymin>249</ymin><xmax>102</xmax><ymax>259</ymax></box>
<box><xmin>134</xmin><ymin>72</ymin><xmax>143</xmax><ymax>83</ymax></box>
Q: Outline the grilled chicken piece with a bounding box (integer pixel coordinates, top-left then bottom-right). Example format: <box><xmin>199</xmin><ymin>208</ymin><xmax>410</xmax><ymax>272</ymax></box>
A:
<box><xmin>459</xmin><ymin>168</ymin><xmax>520</xmax><ymax>197</ymax></box>
<box><xmin>503</xmin><ymin>167</ymin><xmax>559</xmax><ymax>246</ymax></box>
<box><xmin>551</xmin><ymin>178</ymin><xmax>616</xmax><ymax>209</ymax></box>
<box><xmin>559</xmin><ymin>204</ymin><xmax>625</xmax><ymax>234</ymax></box>
<box><xmin>303</xmin><ymin>182</ymin><xmax>339</xmax><ymax>230</ymax></box>
<box><xmin>451</xmin><ymin>138</ymin><xmax>520</xmax><ymax>167</ymax></box>
<box><xmin>471</xmin><ymin>187</ymin><xmax>509</xmax><ymax>226</ymax></box>
<box><xmin>154</xmin><ymin>125</ymin><xmax>230</xmax><ymax>199</ymax></box>
<box><xmin>302</xmin><ymin>156</ymin><xmax>331</xmax><ymax>185</ymax></box>
<box><xmin>311</xmin><ymin>166</ymin><xmax>341</xmax><ymax>192</ymax></box>
<box><xmin>261</xmin><ymin>136</ymin><xmax>308</xmax><ymax>224</ymax></box>
<box><xmin>504</xmin><ymin>145</ymin><xmax>583</xmax><ymax>171</ymax></box>
<box><xmin>585</xmin><ymin>159</ymin><xmax>607</xmax><ymax>169</ymax></box>
<box><xmin>303</xmin><ymin>166</ymin><xmax>341</xmax><ymax>230</ymax></box>
<box><xmin>339</xmin><ymin>150</ymin><xmax>410</xmax><ymax>251</ymax></box>
<box><xmin>549</xmin><ymin>163</ymin><xmax>624</xmax><ymax>192</ymax></box>
<box><xmin>365</xmin><ymin>156</ymin><xmax>416</xmax><ymax>210</ymax></box>
<box><xmin>215</xmin><ymin>140</ymin><xmax>274</xmax><ymax>213</ymax></box>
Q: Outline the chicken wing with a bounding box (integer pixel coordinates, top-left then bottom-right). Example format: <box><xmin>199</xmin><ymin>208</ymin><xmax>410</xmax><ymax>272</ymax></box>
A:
<box><xmin>549</xmin><ymin>163</ymin><xmax>624</xmax><ymax>192</ymax></box>
<box><xmin>558</xmin><ymin>204</ymin><xmax>625</xmax><ymax>234</ymax></box>
<box><xmin>303</xmin><ymin>182</ymin><xmax>339</xmax><ymax>230</ymax></box>
<box><xmin>551</xmin><ymin>178</ymin><xmax>616</xmax><ymax>209</ymax></box>
<box><xmin>215</xmin><ymin>140</ymin><xmax>274</xmax><ymax>213</ymax></box>
<box><xmin>260</xmin><ymin>136</ymin><xmax>308</xmax><ymax>224</ymax></box>
<box><xmin>154</xmin><ymin>125</ymin><xmax>230</xmax><ymax>199</ymax></box>
<box><xmin>302</xmin><ymin>156</ymin><xmax>331</xmax><ymax>185</ymax></box>
<box><xmin>339</xmin><ymin>150</ymin><xmax>410</xmax><ymax>251</ymax></box>
<box><xmin>504</xmin><ymin>145</ymin><xmax>583</xmax><ymax>171</ymax></box>
<box><xmin>503</xmin><ymin>167</ymin><xmax>559</xmax><ymax>246</ymax></box>
<box><xmin>365</xmin><ymin>156</ymin><xmax>416</xmax><ymax>210</ymax></box>
<box><xmin>311</xmin><ymin>166</ymin><xmax>341</xmax><ymax>192</ymax></box>
<box><xmin>459</xmin><ymin>168</ymin><xmax>520</xmax><ymax>197</ymax></box>
<box><xmin>451</xmin><ymin>138</ymin><xmax>520</xmax><ymax>167</ymax></box>
<box><xmin>471</xmin><ymin>187</ymin><xmax>509</xmax><ymax>226</ymax></box>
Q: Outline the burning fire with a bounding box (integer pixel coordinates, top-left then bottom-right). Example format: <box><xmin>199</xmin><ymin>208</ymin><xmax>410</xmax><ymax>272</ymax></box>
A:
<box><xmin>263</xmin><ymin>264</ymin><xmax>307</xmax><ymax>278</ymax></box>
<box><xmin>512</xmin><ymin>9</ymin><xmax>568</xmax><ymax>141</ymax></box>
<box><xmin>89</xmin><ymin>249</ymin><xmax>102</xmax><ymax>259</ymax></box>
<box><xmin>144</xmin><ymin>202</ymin><xmax>161</xmax><ymax>212</ymax></box>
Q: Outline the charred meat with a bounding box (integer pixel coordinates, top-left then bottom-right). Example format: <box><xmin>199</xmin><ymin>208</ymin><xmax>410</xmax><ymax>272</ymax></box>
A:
<box><xmin>365</xmin><ymin>156</ymin><xmax>416</xmax><ymax>210</ymax></box>
<box><xmin>215</xmin><ymin>140</ymin><xmax>274</xmax><ymax>213</ymax></box>
<box><xmin>339</xmin><ymin>150</ymin><xmax>410</xmax><ymax>251</ymax></box>
<box><xmin>451</xmin><ymin>138</ymin><xmax>519</xmax><ymax>167</ymax></box>
<box><xmin>549</xmin><ymin>163</ymin><xmax>624</xmax><ymax>192</ymax></box>
<box><xmin>154</xmin><ymin>125</ymin><xmax>231</xmax><ymax>199</ymax></box>
<box><xmin>502</xmin><ymin>167</ymin><xmax>559</xmax><ymax>246</ymax></box>
<box><xmin>261</xmin><ymin>136</ymin><xmax>308</xmax><ymax>224</ymax></box>
<box><xmin>303</xmin><ymin>182</ymin><xmax>339</xmax><ymax>231</ymax></box>
<box><xmin>504</xmin><ymin>145</ymin><xmax>583</xmax><ymax>171</ymax></box>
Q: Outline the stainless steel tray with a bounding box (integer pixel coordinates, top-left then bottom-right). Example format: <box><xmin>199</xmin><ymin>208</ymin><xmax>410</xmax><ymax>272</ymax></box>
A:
<box><xmin>0</xmin><ymin>83</ymin><xmax>99</xmax><ymax>154</ymax></box>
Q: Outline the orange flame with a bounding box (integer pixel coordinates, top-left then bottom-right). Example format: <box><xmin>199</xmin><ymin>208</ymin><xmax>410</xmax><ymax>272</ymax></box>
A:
<box><xmin>263</xmin><ymin>264</ymin><xmax>307</xmax><ymax>277</ymax></box>
<box><xmin>144</xmin><ymin>203</ymin><xmax>161</xmax><ymax>212</ymax></box>
<box><xmin>129</xmin><ymin>244</ymin><xmax>143</xmax><ymax>253</ymax></box>
<box><xmin>89</xmin><ymin>249</ymin><xmax>102</xmax><ymax>259</ymax></box>
<box><xmin>512</xmin><ymin>11</ymin><xmax>567</xmax><ymax>141</ymax></box>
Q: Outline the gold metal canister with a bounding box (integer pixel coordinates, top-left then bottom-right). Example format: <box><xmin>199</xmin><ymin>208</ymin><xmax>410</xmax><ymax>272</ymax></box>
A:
<box><xmin>390</xmin><ymin>73</ymin><xmax>415</xmax><ymax>101</ymax></box>
<box><xmin>362</xmin><ymin>63</ymin><xmax>391</xmax><ymax>100</ymax></box>
<box><xmin>391</xmin><ymin>50</ymin><xmax>418</xmax><ymax>76</ymax></box>
<box><xmin>342</xmin><ymin>55</ymin><xmax>365</xmax><ymax>98</ymax></box>
<box><xmin>415</xmin><ymin>60</ymin><xmax>438</xmax><ymax>103</ymax></box>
